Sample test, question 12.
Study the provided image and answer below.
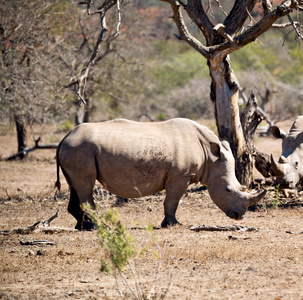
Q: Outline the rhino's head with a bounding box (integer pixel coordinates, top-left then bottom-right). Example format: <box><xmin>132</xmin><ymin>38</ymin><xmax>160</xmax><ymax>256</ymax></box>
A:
<box><xmin>270</xmin><ymin>123</ymin><xmax>303</xmax><ymax>188</ymax></box>
<box><xmin>206</xmin><ymin>141</ymin><xmax>266</xmax><ymax>220</ymax></box>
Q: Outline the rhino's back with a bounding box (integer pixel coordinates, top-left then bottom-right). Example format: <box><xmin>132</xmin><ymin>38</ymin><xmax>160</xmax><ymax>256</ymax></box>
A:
<box><xmin>65</xmin><ymin>118</ymin><xmax>204</xmax><ymax>159</ymax></box>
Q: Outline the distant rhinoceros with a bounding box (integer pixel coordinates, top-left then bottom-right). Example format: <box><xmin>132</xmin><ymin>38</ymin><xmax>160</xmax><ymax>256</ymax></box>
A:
<box><xmin>271</xmin><ymin>116</ymin><xmax>303</xmax><ymax>188</ymax></box>
<box><xmin>55</xmin><ymin>118</ymin><xmax>266</xmax><ymax>230</ymax></box>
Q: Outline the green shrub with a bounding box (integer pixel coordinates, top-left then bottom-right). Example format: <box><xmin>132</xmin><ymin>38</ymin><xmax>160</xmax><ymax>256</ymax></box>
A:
<box><xmin>89</xmin><ymin>208</ymin><xmax>136</xmax><ymax>275</ymax></box>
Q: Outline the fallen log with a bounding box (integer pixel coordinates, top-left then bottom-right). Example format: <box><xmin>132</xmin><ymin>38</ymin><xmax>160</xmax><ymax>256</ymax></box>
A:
<box><xmin>20</xmin><ymin>240</ymin><xmax>56</xmax><ymax>246</ymax></box>
<box><xmin>0</xmin><ymin>210</ymin><xmax>77</xmax><ymax>235</ymax></box>
<box><xmin>0</xmin><ymin>221</ymin><xmax>41</xmax><ymax>235</ymax></box>
<box><xmin>7</xmin><ymin>136</ymin><xmax>57</xmax><ymax>161</ymax></box>
<box><xmin>0</xmin><ymin>225</ymin><xmax>77</xmax><ymax>235</ymax></box>
<box><xmin>190</xmin><ymin>224</ymin><xmax>259</xmax><ymax>232</ymax></box>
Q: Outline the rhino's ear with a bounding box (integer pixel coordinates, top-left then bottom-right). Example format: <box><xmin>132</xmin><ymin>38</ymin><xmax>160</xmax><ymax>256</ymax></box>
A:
<box><xmin>270</xmin><ymin>126</ymin><xmax>286</xmax><ymax>139</ymax></box>
<box><xmin>298</xmin><ymin>132</ymin><xmax>303</xmax><ymax>144</ymax></box>
<box><xmin>221</xmin><ymin>140</ymin><xmax>231</xmax><ymax>151</ymax></box>
<box><xmin>210</xmin><ymin>142</ymin><xmax>221</xmax><ymax>158</ymax></box>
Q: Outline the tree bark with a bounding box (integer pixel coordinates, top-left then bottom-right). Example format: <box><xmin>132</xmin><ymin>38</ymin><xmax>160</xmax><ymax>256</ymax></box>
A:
<box><xmin>208</xmin><ymin>55</ymin><xmax>250</xmax><ymax>184</ymax></box>
<box><xmin>75</xmin><ymin>98</ymin><xmax>90</xmax><ymax>125</ymax></box>
<box><xmin>14</xmin><ymin>114</ymin><xmax>27</xmax><ymax>159</ymax></box>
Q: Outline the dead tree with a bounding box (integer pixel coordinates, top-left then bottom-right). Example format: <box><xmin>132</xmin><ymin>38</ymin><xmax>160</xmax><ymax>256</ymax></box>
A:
<box><xmin>14</xmin><ymin>114</ymin><xmax>27</xmax><ymax>159</ymax></box>
<box><xmin>7</xmin><ymin>137</ymin><xmax>57</xmax><ymax>161</ymax></box>
<box><xmin>72</xmin><ymin>0</ymin><xmax>303</xmax><ymax>186</ymax></box>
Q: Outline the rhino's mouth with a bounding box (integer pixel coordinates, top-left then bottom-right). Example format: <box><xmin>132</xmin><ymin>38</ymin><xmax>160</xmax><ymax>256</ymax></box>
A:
<box><xmin>274</xmin><ymin>177</ymin><xmax>298</xmax><ymax>189</ymax></box>
<box><xmin>226</xmin><ymin>210</ymin><xmax>244</xmax><ymax>220</ymax></box>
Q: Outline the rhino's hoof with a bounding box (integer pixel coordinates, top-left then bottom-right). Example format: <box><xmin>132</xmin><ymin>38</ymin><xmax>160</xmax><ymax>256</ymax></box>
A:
<box><xmin>161</xmin><ymin>219</ymin><xmax>182</xmax><ymax>228</ymax></box>
<box><xmin>75</xmin><ymin>221</ymin><xmax>96</xmax><ymax>231</ymax></box>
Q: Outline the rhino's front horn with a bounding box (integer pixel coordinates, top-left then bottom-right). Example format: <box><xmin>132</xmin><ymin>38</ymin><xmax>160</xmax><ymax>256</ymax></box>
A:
<box><xmin>271</xmin><ymin>154</ymin><xmax>284</xmax><ymax>177</ymax></box>
<box><xmin>279</xmin><ymin>155</ymin><xmax>289</xmax><ymax>163</ymax></box>
<box><xmin>247</xmin><ymin>190</ymin><xmax>267</xmax><ymax>206</ymax></box>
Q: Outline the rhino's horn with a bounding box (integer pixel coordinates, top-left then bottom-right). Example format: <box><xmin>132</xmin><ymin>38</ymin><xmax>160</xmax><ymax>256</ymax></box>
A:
<box><xmin>271</xmin><ymin>154</ymin><xmax>284</xmax><ymax>177</ymax></box>
<box><xmin>248</xmin><ymin>190</ymin><xmax>267</xmax><ymax>206</ymax></box>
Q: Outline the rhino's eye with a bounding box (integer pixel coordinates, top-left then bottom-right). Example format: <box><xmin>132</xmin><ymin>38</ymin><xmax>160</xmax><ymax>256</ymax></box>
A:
<box><xmin>295</xmin><ymin>161</ymin><xmax>299</xmax><ymax>169</ymax></box>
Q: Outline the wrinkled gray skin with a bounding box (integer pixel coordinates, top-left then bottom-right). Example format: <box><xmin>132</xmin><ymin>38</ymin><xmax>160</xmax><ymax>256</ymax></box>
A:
<box><xmin>56</xmin><ymin>118</ymin><xmax>266</xmax><ymax>230</ymax></box>
<box><xmin>271</xmin><ymin>116</ymin><xmax>303</xmax><ymax>188</ymax></box>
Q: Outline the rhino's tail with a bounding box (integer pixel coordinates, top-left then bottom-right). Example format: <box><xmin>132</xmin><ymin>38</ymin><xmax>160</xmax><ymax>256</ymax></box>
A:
<box><xmin>54</xmin><ymin>139</ymin><xmax>63</xmax><ymax>191</ymax></box>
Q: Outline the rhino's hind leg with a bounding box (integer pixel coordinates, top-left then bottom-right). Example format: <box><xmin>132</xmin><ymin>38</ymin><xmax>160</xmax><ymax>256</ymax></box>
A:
<box><xmin>75</xmin><ymin>176</ymin><xmax>98</xmax><ymax>231</ymax></box>
<box><xmin>161</xmin><ymin>177</ymin><xmax>190</xmax><ymax>228</ymax></box>
<box><xmin>67</xmin><ymin>187</ymin><xmax>95</xmax><ymax>231</ymax></box>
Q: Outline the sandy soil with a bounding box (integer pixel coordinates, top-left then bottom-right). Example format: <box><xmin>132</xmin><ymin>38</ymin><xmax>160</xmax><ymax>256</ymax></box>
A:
<box><xmin>1</xmin><ymin>121</ymin><xmax>303</xmax><ymax>299</ymax></box>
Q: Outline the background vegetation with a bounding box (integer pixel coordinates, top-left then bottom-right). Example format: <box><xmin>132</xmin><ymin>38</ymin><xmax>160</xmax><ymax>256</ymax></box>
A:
<box><xmin>1</xmin><ymin>0</ymin><xmax>302</xmax><ymax>133</ymax></box>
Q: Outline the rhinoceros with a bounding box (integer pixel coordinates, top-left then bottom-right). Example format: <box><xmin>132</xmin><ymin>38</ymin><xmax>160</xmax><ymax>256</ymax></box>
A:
<box><xmin>55</xmin><ymin>118</ymin><xmax>266</xmax><ymax>230</ymax></box>
<box><xmin>270</xmin><ymin>116</ymin><xmax>303</xmax><ymax>188</ymax></box>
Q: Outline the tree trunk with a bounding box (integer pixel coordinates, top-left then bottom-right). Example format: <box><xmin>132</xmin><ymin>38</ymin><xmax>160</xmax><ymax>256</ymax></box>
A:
<box><xmin>75</xmin><ymin>98</ymin><xmax>90</xmax><ymax>125</ymax></box>
<box><xmin>208</xmin><ymin>55</ymin><xmax>252</xmax><ymax>185</ymax></box>
<box><xmin>14</xmin><ymin>114</ymin><xmax>27</xmax><ymax>159</ymax></box>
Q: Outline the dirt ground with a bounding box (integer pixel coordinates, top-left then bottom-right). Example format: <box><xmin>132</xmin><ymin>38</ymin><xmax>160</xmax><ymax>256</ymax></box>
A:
<box><xmin>1</xmin><ymin>120</ymin><xmax>303</xmax><ymax>300</ymax></box>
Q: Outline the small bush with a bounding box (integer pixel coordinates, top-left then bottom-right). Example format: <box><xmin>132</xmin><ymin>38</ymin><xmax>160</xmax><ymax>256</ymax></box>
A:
<box><xmin>86</xmin><ymin>205</ymin><xmax>171</xmax><ymax>299</ymax></box>
<box><xmin>89</xmin><ymin>208</ymin><xmax>136</xmax><ymax>275</ymax></box>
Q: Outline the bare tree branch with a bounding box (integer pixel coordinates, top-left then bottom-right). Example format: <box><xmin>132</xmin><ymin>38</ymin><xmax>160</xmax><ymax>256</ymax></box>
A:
<box><xmin>162</xmin><ymin>0</ymin><xmax>210</xmax><ymax>57</ymax></box>
<box><xmin>213</xmin><ymin>0</ymin><xmax>228</xmax><ymax>17</ymax></box>
<box><xmin>262</xmin><ymin>0</ymin><xmax>272</xmax><ymax>15</ymax></box>
<box><xmin>235</xmin><ymin>2</ymin><xmax>300</xmax><ymax>47</ymax></box>
<box><xmin>224</xmin><ymin>0</ymin><xmax>258</xmax><ymax>36</ymax></box>
<box><xmin>271</xmin><ymin>21</ymin><xmax>300</xmax><ymax>28</ymax></box>
<box><xmin>69</xmin><ymin>0</ymin><xmax>121</xmax><ymax>104</ymax></box>
<box><xmin>42</xmin><ymin>209</ymin><xmax>59</xmax><ymax>227</ymax></box>
<box><xmin>287</xmin><ymin>13</ymin><xmax>303</xmax><ymax>39</ymax></box>
<box><xmin>113</xmin><ymin>0</ymin><xmax>121</xmax><ymax>38</ymax></box>
<box><xmin>185</xmin><ymin>0</ymin><xmax>215</xmax><ymax>45</ymax></box>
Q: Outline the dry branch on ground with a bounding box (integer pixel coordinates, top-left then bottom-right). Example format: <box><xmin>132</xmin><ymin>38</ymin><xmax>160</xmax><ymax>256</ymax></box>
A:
<box><xmin>0</xmin><ymin>210</ymin><xmax>77</xmax><ymax>235</ymax></box>
<box><xmin>6</xmin><ymin>136</ymin><xmax>57</xmax><ymax>161</ymax></box>
<box><xmin>189</xmin><ymin>224</ymin><xmax>259</xmax><ymax>232</ymax></box>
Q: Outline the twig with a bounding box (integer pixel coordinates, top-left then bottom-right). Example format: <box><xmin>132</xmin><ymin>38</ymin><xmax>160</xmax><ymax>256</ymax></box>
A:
<box><xmin>286</xmin><ymin>230</ymin><xmax>303</xmax><ymax>234</ymax></box>
<box><xmin>213</xmin><ymin>0</ymin><xmax>227</xmax><ymax>17</ymax></box>
<box><xmin>161</xmin><ymin>271</ymin><xmax>172</xmax><ymax>299</ymax></box>
<box><xmin>42</xmin><ymin>209</ymin><xmax>59</xmax><ymax>227</ymax></box>
<box><xmin>271</xmin><ymin>21</ymin><xmax>300</xmax><ymax>28</ymax></box>
<box><xmin>228</xmin><ymin>235</ymin><xmax>251</xmax><ymax>240</ymax></box>
<box><xmin>147</xmin><ymin>240</ymin><xmax>162</xmax><ymax>300</ymax></box>
<box><xmin>5</xmin><ymin>188</ymin><xmax>11</xmax><ymax>201</ymax></box>
<box><xmin>262</xmin><ymin>0</ymin><xmax>272</xmax><ymax>15</ymax></box>
<box><xmin>287</xmin><ymin>13</ymin><xmax>303</xmax><ymax>40</ymax></box>
<box><xmin>118</xmin><ymin>268</ymin><xmax>138</xmax><ymax>299</ymax></box>
<box><xmin>206</xmin><ymin>0</ymin><xmax>212</xmax><ymax>15</ymax></box>
<box><xmin>113</xmin><ymin>0</ymin><xmax>121</xmax><ymax>38</ymax></box>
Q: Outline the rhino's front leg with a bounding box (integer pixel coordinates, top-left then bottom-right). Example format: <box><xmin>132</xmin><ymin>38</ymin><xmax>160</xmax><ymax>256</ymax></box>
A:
<box><xmin>161</xmin><ymin>177</ymin><xmax>190</xmax><ymax>228</ymax></box>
